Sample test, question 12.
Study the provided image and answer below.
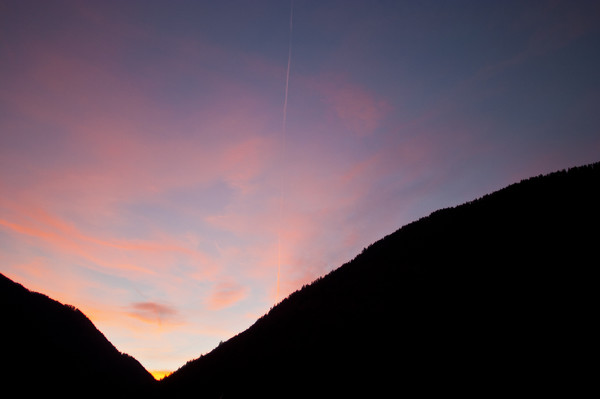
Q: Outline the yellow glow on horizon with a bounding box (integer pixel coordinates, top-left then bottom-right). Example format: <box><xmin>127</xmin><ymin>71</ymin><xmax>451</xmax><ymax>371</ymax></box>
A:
<box><xmin>150</xmin><ymin>370</ymin><xmax>172</xmax><ymax>380</ymax></box>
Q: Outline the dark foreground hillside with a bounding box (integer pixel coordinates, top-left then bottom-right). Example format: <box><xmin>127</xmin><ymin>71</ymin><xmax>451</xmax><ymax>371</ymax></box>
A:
<box><xmin>159</xmin><ymin>162</ymin><xmax>599</xmax><ymax>398</ymax></box>
<box><xmin>0</xmin><ymin>273</ymin><xmax>155</xmax><ymax>397</ymax></box>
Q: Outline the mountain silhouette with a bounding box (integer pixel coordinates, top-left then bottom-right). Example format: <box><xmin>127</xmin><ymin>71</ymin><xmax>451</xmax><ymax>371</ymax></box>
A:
<box><xmin>0</xmin><ymin>273</ymin><xmax>155</xmax><ymax>396</ymax></box>
<box><xmin>2</xmin><ymin>162</ymin><xmax>597</xmax><ymax>398</ymax></box>
<box><xmin>156</xmin><ymin>161</ymin><xmax>599</xmax><ymax>398</ymax></box>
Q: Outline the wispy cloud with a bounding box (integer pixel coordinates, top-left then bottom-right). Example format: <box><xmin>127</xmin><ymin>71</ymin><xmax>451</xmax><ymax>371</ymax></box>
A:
<box><xmin>127</xmin><ymin>302</ymin><xmax>181</xmax><ymax>326</ymax></box>
<box><xmin>205</xmin><ymin>281</ymin><xmax>249</xmax><ymax>311</ymax></box>
<box><xmin>317</xmin><ymin>78</ymin><xmax>391</xmax><ymax>137</ymax></box>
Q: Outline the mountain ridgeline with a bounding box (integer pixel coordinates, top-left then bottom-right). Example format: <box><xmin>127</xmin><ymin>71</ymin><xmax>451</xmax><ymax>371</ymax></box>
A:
<box><xmin>2</xmin><ymin>162</ymin><xmax>598</xmax><ymax>397</ymax></box>
<box><xmin>158</xmin><ymin>161</ymin><xmax>599</xmax><ymax>398</ymax></box>
<box><xmin>0</xmin><ymin>273</ymin><xmax>155</xmax><ymax>396</ymax></box>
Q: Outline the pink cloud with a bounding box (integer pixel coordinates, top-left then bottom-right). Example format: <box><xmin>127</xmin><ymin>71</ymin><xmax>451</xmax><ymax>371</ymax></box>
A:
<box><xmin>127</xmin><ymin>302</ymin><xmax>181</xmax><ymax>326</ymax></box>
<box><xmin>0</xmin><ymin>197</ymin><xmax>219</xmax><ymax>283</ymax></box>
<box><xmin>205</xmin><ymin>281</ymin><xmax>249</xmax><ymax>311</ymax></box>
<box><xmin>312</xmin><ymin>78</ymin><xmax>391</xmax><ymax>137</ymax></box>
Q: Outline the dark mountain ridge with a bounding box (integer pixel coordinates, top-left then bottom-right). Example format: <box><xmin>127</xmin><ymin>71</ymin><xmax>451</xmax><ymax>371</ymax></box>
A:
<box><xmin>158</xmin><ymin>161</ymin><xmax>599</xmax><ymax>398</ymax></box>
<box><xmin>0</xmin><ymin>273</ymin><xmax>155</xmax><ymax>396</ymax></box>
<box><xmin>2</xmin><ymin>161</ymin><xmax>597</xmax><ymax>398</ymax></box>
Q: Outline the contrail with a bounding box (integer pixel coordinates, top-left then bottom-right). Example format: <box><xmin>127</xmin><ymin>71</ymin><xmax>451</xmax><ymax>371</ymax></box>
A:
<box><xmin>276</xmin><ymin>0</ymin><xmax>294</xmax><ymax>302</ymax></box>
<box><xmin>282</xmin><ymin>0</ymin><xmax>294</xmax><ymax>134</ymax></box>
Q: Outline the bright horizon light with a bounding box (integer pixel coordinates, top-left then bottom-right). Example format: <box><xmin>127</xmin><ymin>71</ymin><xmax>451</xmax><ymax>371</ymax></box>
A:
<box><xmin>149</xmin><ymin>370</ymin><xmax>172</xmax><ymax>381</ymax></box>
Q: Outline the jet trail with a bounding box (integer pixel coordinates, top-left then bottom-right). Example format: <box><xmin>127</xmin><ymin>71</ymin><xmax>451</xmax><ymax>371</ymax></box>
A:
<box><xmin>276</xmin><ymin>0</ymin><xmax>294</xmax><ymax>303</ymax></box>
<box><xmin>282</xmin><ymin>0</ymin><xmax>294</xmax><ymax>134</ymax></box>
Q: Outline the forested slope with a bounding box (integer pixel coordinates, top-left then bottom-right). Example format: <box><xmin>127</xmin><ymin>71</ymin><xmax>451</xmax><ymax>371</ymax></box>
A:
<box><xmin>159</xmin><ymin>162</ymin><xmax>599</xmax><ymax>398</ymax></box>
<box><xmin>0</xmin><ymin>273</ymin><xmax>155</xmax><ymax>396</ymax></box>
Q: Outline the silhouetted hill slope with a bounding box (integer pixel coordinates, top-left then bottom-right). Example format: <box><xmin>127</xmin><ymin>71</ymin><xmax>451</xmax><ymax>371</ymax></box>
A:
<box><xmin>159</xmin><ymin>162</ymin><xmax>599</xmax><ymax>398</ymax></box>
<box><xmin>0</xmin><ymin>273</ymin><xmax>155</xmax><ymax>397</ymax></box>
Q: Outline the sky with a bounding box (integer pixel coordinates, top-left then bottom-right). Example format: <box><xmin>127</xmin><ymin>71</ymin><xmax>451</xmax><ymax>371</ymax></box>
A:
<box><xmin>1</xmin><ymin>0</ymin><xmax>599</xmax><ymax>376</ymax></box>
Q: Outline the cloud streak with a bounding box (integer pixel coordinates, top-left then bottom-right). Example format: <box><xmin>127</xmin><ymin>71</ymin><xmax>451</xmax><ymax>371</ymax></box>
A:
<box><xmin>205</xmin><ymin>281</ymin><xmax>249</xmax><ymax>311</ymax></box>
<box><xmin>128</xmin><ymin>302</ymin><xmax>181</xmax><ymax>326</ymax></box>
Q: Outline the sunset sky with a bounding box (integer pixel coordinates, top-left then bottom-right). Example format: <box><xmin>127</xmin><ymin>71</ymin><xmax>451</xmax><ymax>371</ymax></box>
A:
<box><xmin>1</xmin><ymin>0</ymin><xmax>599</xmax><ymax>375</ymax></box>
